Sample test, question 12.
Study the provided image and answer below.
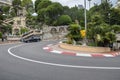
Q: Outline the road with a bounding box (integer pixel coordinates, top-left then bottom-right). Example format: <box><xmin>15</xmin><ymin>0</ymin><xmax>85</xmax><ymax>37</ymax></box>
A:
<box><xmin>0</xmin><ymin>40</ymin><xmax>120</xmax><ymax>80</ymax></box>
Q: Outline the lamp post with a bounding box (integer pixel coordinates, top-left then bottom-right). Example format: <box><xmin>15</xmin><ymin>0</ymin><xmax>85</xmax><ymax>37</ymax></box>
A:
<box><xmin>32</xmin><ymin>0</ymin><xmax>38</xmax><ymax>30</ymax></box>
<box><xmin>84</xmin><ymin>0</ymin><xmax>87</xmax><ymax>45</ymax></box>
<box><xmin>32</xmin><ymin>0</ymin><xmax>38</xmax><ymax>17</ymax></box>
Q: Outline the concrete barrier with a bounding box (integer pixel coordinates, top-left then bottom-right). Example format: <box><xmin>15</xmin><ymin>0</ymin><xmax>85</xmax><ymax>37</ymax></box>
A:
<box><xmin>59</xmin><ymin>43</ymin><xmax>111</xmax><ymax>53</ymax></box>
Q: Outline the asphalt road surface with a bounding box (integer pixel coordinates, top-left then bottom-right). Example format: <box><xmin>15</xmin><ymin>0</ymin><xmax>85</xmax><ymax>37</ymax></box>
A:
<box><xmin>0</xmin><ymin>40</ymin><xmax>120</xmax><ymax>80</ymax></box>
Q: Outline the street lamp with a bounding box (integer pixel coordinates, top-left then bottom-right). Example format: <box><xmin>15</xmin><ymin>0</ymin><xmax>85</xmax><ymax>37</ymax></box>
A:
<box><xmin>84</xmin><ymin>0</ymin><xmax>87</xmax><ymax>45</ymax></box>
<box><xmin>32</xmin><ymin>0</ymin><xmax>38</xmax><ymax>30</ymax></box>
<box><xmin>32</xmin><ymin>0</ymin><xmax>38</xmax><ymax>17</ymax></box>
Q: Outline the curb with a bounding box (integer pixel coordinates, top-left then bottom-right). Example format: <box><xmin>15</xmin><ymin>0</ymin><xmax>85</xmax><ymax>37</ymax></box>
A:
<box><xmin>43</xmin><ymin>45</ymin><xmax>120</xmax><ymax>58</ymax></box>
<box><xmin>0</xmin><ymin>41</ymin><xmax>21</xmax><ymax>45</ymax></box>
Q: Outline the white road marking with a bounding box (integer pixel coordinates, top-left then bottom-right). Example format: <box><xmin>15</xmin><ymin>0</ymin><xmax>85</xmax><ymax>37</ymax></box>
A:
<box><xmin>76</xmin><ymin>53</ymin><xmax>92</xmax><ymax>57</ymax></box>
<box><xmin>50</xmin><ymin>50</ymin><xmax>62</xmax><ymax>54</ymax></box>
<box><xmin>8</xmin><ymin>44</ymin><xmax>120</xmax><ymax>70</ymax></box>
<box><xmin>43</xmin><ymin>47</ymin><xmax>49</xmax><ymax>50</ymax></box>
<box><xmin>104</xmin><ymin>54</ymin><xmax>114</xmax><ymax>57</ymax></box>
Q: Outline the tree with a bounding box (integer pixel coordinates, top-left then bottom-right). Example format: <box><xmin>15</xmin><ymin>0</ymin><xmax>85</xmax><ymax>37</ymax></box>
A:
<box><xmin>67</xmin><ymin>24</ymin><xmax>82</xmax><ymax>44</ymax></box>
<box><xmin>20</xmin><ymin>27</ymin><xmax>29</xmax><ymax>34</ymax></box>
<box><xmin>111</xmin><ymin>25</ymin><xmax>120</xmax><ymax>33</ymax></box>
<box><xmin>87</xmin><ymin>23</ymin><xmax>116</xmax><ymax>47</ymax></box>
<box><xmin>0</xmin><ymin>8</ymin><xmax>3</xmax><ymax>25</ymax></box>
<box><xmin>99</xmin><ymin>1</ymin><xmax>112</xmax><ymax>23</ymax></box>
<box><xmin>22</xmin><ymin>0</ymin><xmax>32</xmax><ymax>7</ymax></box>
<box><xmin>36</xmin><ymin>0</ymin><xmax>51</xmax><ymax>24</ymax></box>
<box><xmin>68</xmin><ymin>6</ymin><xmax>79</xmax><ymax>21</ymax></box>
<box><xmin>21</xmin><ymin>0</ymin><xmax>33</xmax><ymax>12</ymax></box>
<box><xmin>46</xmin><ymin>2</ymin><xmax>63</xmax><ymax>22</ymax></box>
<box><xmin>1</xmin><ymin>6</ymin><xmax>10</xmax><ymax>15</ymax></box>
<box><xmin>37</xmin><ymin>2</ymin><xmax>63</xmax><ymax>25</ymax></box>
<box><xmin>91</xmin><ymin>14</ymin><xmax>104</xmax><ymax>26</ymax></box>
<box><xmin>37</xmin><ymin>0</ymin><xmax>52</xmax><ymax>10</ymax></box>
<box><xmin>0</xmin><ymin>25</ymin><xmax>12</xmax><ymax>34</ymax></box>
<box><xmin>26</xmin><ymin>13</ymin><xmax>39</xmax><ymax>29</ymax></box>
<box><xmin>12</xmin><ymin>0</ymin><xmax>22</xmax><ymax>16</ymax></box>
<box><xmin>35</xmin><ymin>0</ymin><xmax>43</xmax><ymax>12</ymax></box>
<box><xmin>37</xmin><ymin>8</ymin><xmax>47</xmax><ymax>22</ymax></box>
<box><xmin>0</xmin><ymin>32</ymin><xmax>2</xmax><ymax>38</ymax></box>
<box><xmin>57</xmin><ymin>15</ymin><xmax>72</xmax><ymax>25</ymax></box>
<box><xmin>88</xmin><ymin>1</ymin><xmax>112</xmax><ymax>24</ymax></box>
<box><xmin>63</xmin><ymin>6</ymin><xmax>70</xmax><ymax>15</ymax></box>
<box><xmin>109</xmin><ymin>8</ymin><xmax>120</xmax><ymax>25</ymax></box>
<box><xmin>63</xmin><ymin>6</ymin><xmax>85</xmax><ymax>27</ymax></box>
<box><xmin>12</xmin><ymin>0</ymin><xmax>21</xmax><ymax>6</ymax></box>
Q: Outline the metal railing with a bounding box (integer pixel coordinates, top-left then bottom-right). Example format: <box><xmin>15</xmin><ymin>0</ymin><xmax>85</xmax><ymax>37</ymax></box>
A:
<box><xmin>22</xmin><ymin>30</ymin><xmax>43</xmax><ymax>39</ymax></box>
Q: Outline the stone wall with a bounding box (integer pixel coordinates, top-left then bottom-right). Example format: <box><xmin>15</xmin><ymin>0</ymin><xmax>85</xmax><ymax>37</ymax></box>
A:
<box><xmin>42</xmin><ymin>25</ymin><xmax>68</xmax><ymax>40</ymax></box>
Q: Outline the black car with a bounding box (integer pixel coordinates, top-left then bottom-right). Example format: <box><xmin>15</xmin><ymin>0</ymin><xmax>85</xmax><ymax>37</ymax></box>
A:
<box><xmin>21</xmin><ymin>36</ymin><xmax>41</xmax><ymax>43</ymax></box>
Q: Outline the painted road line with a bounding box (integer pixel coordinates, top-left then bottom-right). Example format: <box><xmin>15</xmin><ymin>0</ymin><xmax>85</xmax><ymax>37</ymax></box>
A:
<box><xmin>76</xmin><ymin>53</ymin><xmax>92</xmax><ymax>57</ymax></box>
<box><xmin>50</xmin><ymin>50</ymin><xmax>62</xmax><ymax>54</ymax></box>
<box><xmin>8</xmin><ymin>44</ymin><xmax>120</xmax><ymax>70</ymax></box>
<box><xmin>103</xmin><ymin>54</ymin><xmax>114</xmax><ymax>57</ymax></box>
<box><xmin>43</xmin><ymin>47</ymin><xmax>49</xmax><ymax>50</ymax></box>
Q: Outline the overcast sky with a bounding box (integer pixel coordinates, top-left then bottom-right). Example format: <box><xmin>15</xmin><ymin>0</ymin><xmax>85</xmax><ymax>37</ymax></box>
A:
<box><xmin>32</xmin><ymin>0</ymin><xmax>118</xmax><ymax>9</ymax></box>
<box><xmin>50</xmin><ymin>0</ymin><xmax>118</xmax><ymax>9</ymax></box>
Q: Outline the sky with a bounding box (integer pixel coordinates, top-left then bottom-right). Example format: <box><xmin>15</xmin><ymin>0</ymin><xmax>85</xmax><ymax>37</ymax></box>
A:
<box><xmin>51</xmin><ymin>0</ymin><xmax>118</xmax><ymax>9</ymax></box>
<box><xmin>32</xmin><ymin>0</ymin><xmax>118</xmax><ymax>9</ymax></box>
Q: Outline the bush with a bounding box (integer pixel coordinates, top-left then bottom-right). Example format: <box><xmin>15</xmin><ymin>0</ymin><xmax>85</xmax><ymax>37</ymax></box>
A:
<box><xmin>0</xmin><ymin>32</ymin><xmax>2</xmax><ymax>39</ymax></box>
<box><xmin>20</xmin><ymin>27</ymin><xmax>29</xmax><ymax>34</ymax></box>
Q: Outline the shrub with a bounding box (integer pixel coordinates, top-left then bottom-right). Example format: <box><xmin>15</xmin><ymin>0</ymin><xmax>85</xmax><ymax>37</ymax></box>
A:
<box><xmin>0</xmin><ymin>32</ymin><xmax>2</xmax><ymax>39</ymax></box>
<box><xmin>20</xmin><ymin>27</ymin><xmax>29</xmax><ymax>34</ymax></box>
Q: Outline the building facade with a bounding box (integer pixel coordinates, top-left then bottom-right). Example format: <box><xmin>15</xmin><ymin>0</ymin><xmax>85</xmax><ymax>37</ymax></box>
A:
<box><xmin>12</xmin><ymin>7</ymin><xmax>27</xmax><ymax>35</ymax></box>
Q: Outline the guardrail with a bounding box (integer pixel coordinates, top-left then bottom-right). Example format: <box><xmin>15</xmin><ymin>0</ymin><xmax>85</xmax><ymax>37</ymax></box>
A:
<box><xmin>22</xmin><ymin>30</ymin><xmax>43</xmax><ymax>39</ymax></box>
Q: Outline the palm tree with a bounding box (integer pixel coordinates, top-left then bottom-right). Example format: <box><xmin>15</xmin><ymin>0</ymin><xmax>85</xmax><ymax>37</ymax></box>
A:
<box><xmin>66</xmin><ymin>24</ymin><xmax>81</xmax><ymax>44</ymax></box>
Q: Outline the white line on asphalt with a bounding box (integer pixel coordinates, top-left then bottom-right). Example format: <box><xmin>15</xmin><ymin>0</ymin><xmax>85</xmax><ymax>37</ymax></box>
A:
<box><xmin>76</xmin><ymin>53</ymin><xmax>92</xmax><ymax>57</ymax></box>
<box><xmin>43</xmin><ymin>47</ymin><xmax>49</xmax><ymax>50</ymax></box>
<box><xmin>8</xmin><ymin>44</ymin><xmax>120</xmax><ymax>70</ymax></box>
<box><xmin>50</xmin><ymin>50</ymin><xmax>62</xmax><ymax>54</ymax></box>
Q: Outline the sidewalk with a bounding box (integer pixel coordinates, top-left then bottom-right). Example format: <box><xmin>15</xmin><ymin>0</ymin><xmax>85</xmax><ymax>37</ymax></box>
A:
<box><xmin>0</xmin><ymin>39</ymin><xmax>20</xmax><ymax>44</ymax></box>
<box><xmin>43</xmin><ymin>44</ymin><xmax>120</xmax><ymax>57</ymax></box>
